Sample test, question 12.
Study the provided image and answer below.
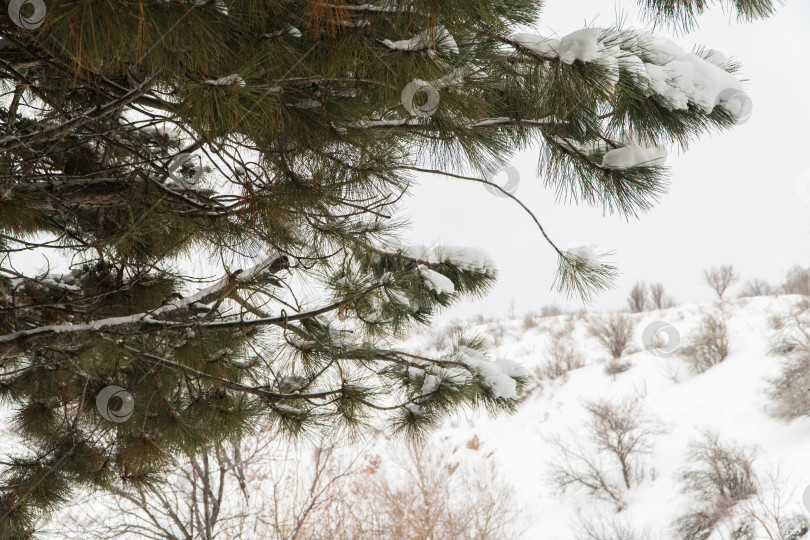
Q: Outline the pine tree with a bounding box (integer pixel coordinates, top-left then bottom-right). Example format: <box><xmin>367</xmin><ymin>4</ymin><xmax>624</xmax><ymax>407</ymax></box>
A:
<box><xmin>0</xmin><ymin>0</ymin><xmax>778</xmax><ymax>535</ymax></box>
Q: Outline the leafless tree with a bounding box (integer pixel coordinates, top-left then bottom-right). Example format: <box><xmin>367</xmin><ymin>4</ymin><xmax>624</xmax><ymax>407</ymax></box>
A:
<box><xmin>55</xmin><ymin>428</ymin><xmax>363</xmax><ymax>540</ymax></box>
<box><xmin>55</xmin><ymin>433</ymin><xmax>527</xmax><ymax>540</ymax></box>
<box><xmin>627</xmin><ymin>282</ymin><xmax>648</xmax><ymax>313</ymax></box>
<box><xmin>551</xmin><ymin>436</ymin><xmax>626</xmax><ymax>508</ymax></box>
<box><xmin>550</xmin><ymin>397</ymin><xmax>660</xmax><ymax>509</ymax></box>
<box><xmin>738</xmin><ymin>278</ymin><xmax>775</xmax><ymax>298</ymax></box>
<box><xmin>703</xmin><ymin>265</ymin><xmax>740</xmax><ymax>300</ymax></box>
<box><xmin>649</xmin><ymin>282</ymin><xmax>675</xmax><ymax>309</ymax></box>
<box><xmin>588</xmin><ymin>314</ymin><xmax>637</xmax><ymax>359</ymax></box>
<box><xmin>741</xmin><ymin>470</ymin><xmax>810</xmax><ymax>540</ymax></box>
<box><xmin>585</xmin><ymin>400</ymin><xmax>659</xmax><ymax>491</ymax></box>
<box><xmin>781</xmin><ymin>266</ymin><xmax>810</xmax><ymax>296</ymax></box>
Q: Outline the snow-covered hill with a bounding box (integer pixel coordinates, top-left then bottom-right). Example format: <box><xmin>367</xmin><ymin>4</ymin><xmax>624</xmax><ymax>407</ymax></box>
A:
<box><xmin>4</xmin><ymin>295</ymin><xmax>810</xmax><ymax>539</ymax></box>
<box><xmin>410</xmin><ymin>295</ymin><xmax>810</xmax><ymax>539</ymax></box>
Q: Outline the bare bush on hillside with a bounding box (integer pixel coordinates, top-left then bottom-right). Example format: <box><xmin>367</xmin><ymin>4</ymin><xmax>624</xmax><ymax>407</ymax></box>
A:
<box><xmin>336</xmin><ymin>441</ymin><xmax>529</xmax><ymax>540</ymax></box>
<box><xmin>551</xmin><ymin>397</ymin><xmax>660</xmax><ymax>509</ymax></box>
<box><xmin>673</xmin><ymin>432</ymin><xmax>758</xmax><ymax>540</ymax></box>
<box><xmin>767</xmin><ymin>301</ymin><xmax>810</xmax><ymax>420</ymax></box>
<box><xmin>541</xmin><ymin>304</ymin><xmax>566</xmax><ymax>317</ymax></box>
<box><xmin>681</xmin><ymin>312</ymin><xmax>730</xmax><ymax>373</ymax></box>
<box><xmin>538</xmin><ymin>325</ymin><xmax>585</xmax><ymax>380</ymax></box>
<box><xmin>782</xmin><ymin>266</ymin><xmax>810</xmax><ymax>296</ymax></box>
<box><xmin>523</xmin><ymin>312</ymin><xmax>540</xmax><ymax>330</ymax></box>
<box><xmin>577</xmin><ymin>513</ymin><xmax>652</xmax><ymax>540</ymax></box>
<box><xmin>604</xmin><ymin>359</ymin><xmax>633</xmax><ymax>378</ymax></box>
<box><xmin>588</xmin><ymin>314</ymin><xmax>637</xmax><ymax>359</ymax></box>
<box><xmin>56</xmin><ymin>433</ymin><xmax>526</xmax><ymax>540</ymax></box>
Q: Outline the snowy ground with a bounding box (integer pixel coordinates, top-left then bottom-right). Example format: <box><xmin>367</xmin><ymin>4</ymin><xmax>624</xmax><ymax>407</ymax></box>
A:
<box><xmin>4</xmin><ymin>295</ymin><xmax>810</xmax><ymax>538</ymax></box>
<box><xmin>406</xmin><ymin>294</ymin><xmax>810</xmax><ymax>538</ymax></box>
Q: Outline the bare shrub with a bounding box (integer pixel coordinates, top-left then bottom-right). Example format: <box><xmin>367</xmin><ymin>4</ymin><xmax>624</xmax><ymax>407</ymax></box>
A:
<box><xmin>680</xmin><ymin>433</ymin><xmax>757</xmax><ymax>504</ymax></box>
<box><xmin>489</xmin><ymin>321</ymin><xmax>507</xmax><ymax>347</ymax></box>
<box><xmin>577</xmin><ymin>513</ymin><xmax>651</xmax><ymax>540</ymax></box>
<box><xmin>703</xmin><ymin>264</ymin><xmax>740</xmax><ymax>300</ymax></box>
<box><xmin>604</xmin><ymin>359</ymin><xmax>632</xmax><ymax>378</ymax></box>
<box><xmin>336</xmin><ymin>441</ymin><xmax>530</xmax><ymax>540</ymax></box>
<box><xmin>539</xmin><ymin>326</ymin><xmax>585</xmax><ymax>379</ymax></box>
<box><xmin>627</xmin><ymin>281</ymin><xmax>648</xmax><ymax>312</ymax></box>
<box><xmin>767</xmin><ymin>353</ymin><xmax>810</xmax><ymax>420</ymax></box>
<box><xmin>57</xmin><ymin>435</ymin><xmax>528</xmax><ymax>540</ymax></box>
<box><xmin>428</xmin><ymin>326</ymin><xmax>452</xmax><ymax>350</ymax></box>
<box><xmin>681</xmin><ymin>312</ymin><xmax>730</xmax><ymax>373</ymax></box>
<box><xmin>738</xmin><ymin>278</ymin><xmax>775</xmax><ymax>298</ymax></box>
<box><xmin>767</xmin><ymin>303</ymin><xmax>810</xmax><ymax>420</ymax></box>
<box><xmin>769</xmin><ymin>312</ymin><xmax>787</xmax><ymax>330</ymax></box>
<box><xmin>782</xmin><ymin>266</ymin><xmax>810</xmax><ymax>296</ymax></box>
<box><xmin>589</xmin><ymin>314</ymin><xmax>637</xmax><ymax>359</ymax></box>
<box><xmin>541</xmin><ymin>304</ymin><xmax>565</xmax><ymax>317</ymax></box>
<box><xmin>673</xmin><ymin>432</ymin><xmax>758</xmax><ymax>540</ymax></box>
<box><xmin>523</xmin><ymin>312</ymin><xmax>539</xmax><ymax>330</ymax></box>
<box><xmin>779</xmin><ymin>516</ymin><xmax>810</xmax><ymax>540</ymax></box>
<box><xmin>551</xmin><ymin>397</ymin><xmax>659</xmax><ymax>509</ymax></box>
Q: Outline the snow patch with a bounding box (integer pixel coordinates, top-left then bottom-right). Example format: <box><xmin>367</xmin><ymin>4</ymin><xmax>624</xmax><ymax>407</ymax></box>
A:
<box><xmin>602</xmin><ymin>138</ymin><xmax>668</xmax><ymax>169</ymax></box>
<box><xmin>513</xmin><ymin>28</ymin><xmax>746</xmax><ymax>113</ymax></box>
<box><xmin>418</xmin><ymin>265</ymin><xmax>455</xmax><ymax>295</ymax></box>
<box><xmin>564</xmin><ymin>244</ymin><xmax>601</xmax><ymax>268</ymax></box>
<box><xmin>453</xmin><ymin>346</ymin><xmax>527</xmax><ymax>400</ymax></box>
<box><xmin>203</xmin><ymin>74</ymin><xmax>245</xmax><ymax>87</ymax></box>
<box><xmin>381</xmin><ymin>26</ymin><xmax>458</xmax><ymax>54</ymax></box>
<box><xmin>402</xmin><ymin>245</ymin><xmax>496</xmax><ymax>273</ymax></box>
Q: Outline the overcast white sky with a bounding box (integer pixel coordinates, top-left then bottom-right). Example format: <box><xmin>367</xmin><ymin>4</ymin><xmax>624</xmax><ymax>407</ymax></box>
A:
<box><xmin>401</xmin><ymin>0</ymin><xmax>810</xmax><ymax>320</ymax></box>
